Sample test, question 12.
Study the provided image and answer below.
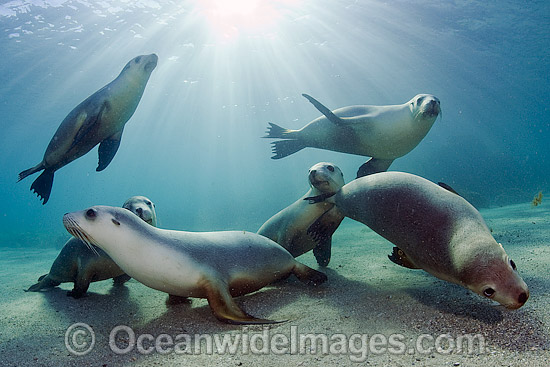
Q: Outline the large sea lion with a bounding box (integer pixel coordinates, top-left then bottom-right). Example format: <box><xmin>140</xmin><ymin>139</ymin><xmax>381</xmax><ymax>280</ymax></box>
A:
<box><xmin>26</xmin><ymin>196</ymin><xmax>157</xmax><ymax>298</ymax></box>
<box><xmin>264</xmin><ymin>93</ymin><xmax>440</xmax><ymax>178</ymax></box>
<box><xmin>18</xmin><ymin>54</ymin><xmax>158</xmax><ymax>204</ymax></box>
<box><xmin>62</xmin><ymin>206</ymin><xmax>327</xmax><ymax>324</ymax></box>
<box><xmin>257</xmin><ymin>162</ymin><xmax>345</xmax><ymax>266</ymax></box>
<box><xmin>306</xmin><ymin>172</ymin><xmax>529</xmax><ymax>309</ymax></box>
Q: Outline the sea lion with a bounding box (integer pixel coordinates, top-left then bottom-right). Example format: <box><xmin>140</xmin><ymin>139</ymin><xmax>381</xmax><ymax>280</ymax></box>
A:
<box><xmin>18</xmin><ymin>54</ymin><xmax>158</xmax><ymax>204</ymax></box>
<box><xmin>257</xmin><ymin>162</ymin><xmax>345</xmax><ymax>266</ymax></box>
<box><xmin>306</xmin><ymin>172</ymin><xmax>529</xmax><ymax>309</ymax></box>
<box><xmin>264</xmin><ymin>93</ymin><xmax>440</xmax><ymax>178</ymax></box>
<box><xmin>26</xmin><ymin>196</ymin><xmax>157</xmax><ymax>298</ymax></box>
<box><xmin>63</xmin><ymin>205</ymin><xmax>327</xmax><ymax>324</ymax></box>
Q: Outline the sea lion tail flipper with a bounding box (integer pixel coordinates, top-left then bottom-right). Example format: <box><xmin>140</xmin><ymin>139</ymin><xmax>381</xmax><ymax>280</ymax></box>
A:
<box><xmin>302</xmin><ymin>93</ymin><xmax>345</xmax><ymax>126</ymax></box>
<box><xmin>97</xmin><ymin>130</ymin><xmax>123</xmax><ymax>171</ymax></box>
<box><xmin>356</xmin><ymin>158</ymin><xmax>394</xmax><ymax>178</ymax></box>
<box><xmin>313</xmin><ymin>238</ymin><xmax>332</xmax><ymax>267</ymax></box>
<box><xmin>387</xmin><ymin>247</ymin><xmax>421</xmax><ymax>269</ymax></box>
<box><xmin>292</xmin><ymin>262</ymin><xmax>327</xmax><ymax>286</ymax></box>
<box><xmin>270</xmin><ymin>139</ymin><xmax>305</xmax><ymax>159</ymax></box>
<box><xmin>30</xmin><ymin>169</ymin><xmax>55</xmax><ymax>205</ymax></box>
<box><xmin>18</xmin><ymin>163</ymin><xmax>44</xmax><ymax>182</ymax></box>
<box><xmin>263</xmin><ymin>122</ymin><xmax>293</xmax><ymax>139</ymax></box>
<box><xmin>203</xmin><ymin>278</ymin><xmax>284</xmax><ymax>324</ymax></box>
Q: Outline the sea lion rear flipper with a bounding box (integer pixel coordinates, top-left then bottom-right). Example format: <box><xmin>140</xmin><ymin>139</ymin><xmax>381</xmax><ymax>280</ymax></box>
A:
<box><xmin>387</xmin><ymin>247</ymin><xmax>420</xmax><ymax>269</ymax></box>
<box><xmin>302</xmin><ymin>94</ymin><xmax>346</xmax><ymax>126</ymax></box>
<box><xmin>97</xmin><ymin>129</ymin><xmax>123</xmax><ymax>171</ymax></box>
<box><xmin>292</xmin><ymin>262</ymin><xmax>328</xmax><ymax>285</ymax></box>
<box><xmin>356</xmin><ymin>158</ymin><xmax>394</xmax><ymax>178</ymax></box>
<box><xmin>307</xmin><ymin>207</ymin><xmax>344</xmax><ymax>244</ymax></box>
<box><xmin>313</xmin><ymin>238</ymin><xmax>332</xmax><ymax>267</ymax></box>
<box><xmin>203</xmin><ymin>278</ymin><xmax>283</xmax><ymax>324</ymax></box>
<box><xmin>30</xmin><ymin>169</ymin><xmax>55</xmax><ymax>205</ymax></box>
<box><xmin>270</xmin><ymin>140</ymin><xmax>305</xmax><ymax>159</ymax></box>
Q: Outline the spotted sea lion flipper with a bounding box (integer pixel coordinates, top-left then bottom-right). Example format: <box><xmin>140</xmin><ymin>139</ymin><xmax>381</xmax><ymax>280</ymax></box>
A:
<box><xmin>387</xmin><ymin>247</ymin><xmax>421</xmax><ymax>269</ymax></box>
<box><xmin>203</xmin><ymin>278</ymin><xmax>283</xmax><ymax>324</ymax></box>
<box><xmin>302</xmin><ymin>93</ymin><xmax>346</xmax><ymax>126</ymax></box>
<box><xmin>356</xmin><ymin>158</ymin><xmax>394</xmax><ymax>178</ymax></box>
<box><xmin>97</xmin><ymin>129</ymin><xmax>123</xmax><ymax>171</ymax></box>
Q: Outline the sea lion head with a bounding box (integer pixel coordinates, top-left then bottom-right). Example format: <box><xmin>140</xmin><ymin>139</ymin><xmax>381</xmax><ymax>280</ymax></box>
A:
<box><xmin>121</xmin><ymin>53</ymin><xmax>158</xmax><ymax>77</ymax></box>
<box><xmin>122</xmin><ymin>196</ymin><xmax>157</xmax><ymax>226</ymax></box>
<box><xmin>459</xmin><ymin>242</ymin><xmax>529</xmax><ymax>309</ymax></box>
<box><xmin>409</xmin><ymin>94</ymin><xmax>441</xmax><ymax>120</ymax></box>
<box><xmin>308</xmin><ymin>162</ymin><xmax>345</xmax><ymax>194</ymax></box>
<box><xmin>63</xmin><ymin>206</ymin><xmax>149</xmax><ymax>255</ymax></box>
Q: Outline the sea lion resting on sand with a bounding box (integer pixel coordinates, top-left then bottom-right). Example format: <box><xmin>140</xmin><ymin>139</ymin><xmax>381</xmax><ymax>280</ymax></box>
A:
<box><xmin>26</xmin><ymin>196</ymin><xmax>157</xmax><ymax>298</ymax></box>
<box><xmin>63</xmin><ymin>205</ymin><xmax>327</xmax><ymax>324</ymax></box>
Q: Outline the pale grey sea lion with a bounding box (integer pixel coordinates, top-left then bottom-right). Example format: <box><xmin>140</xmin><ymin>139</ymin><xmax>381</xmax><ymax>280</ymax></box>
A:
<box><xmin>265</xmin><ymin>93</ymin><xmax>440</xmax><ymax>178</ymax></box>
<box><xmin>306</xmin><ymin>172</ymin><xmax>529</xmax><ymax>309</ymax></box>
<box><xmin>26</xmin><ymin>196</ymin><xmax>157</xmax><ymax>298</ymax></box>
<box><xmin>63</xmin><ymin>206</ymin><xmax>327</xmax><ymax>324</ymax></box>
<box><xmin>258</xmin><ymin>162</ymin><xmax>345</xmax><ymax>266</ymax></box>
<box><xmin>18</xmin><ymin>54</ymin><xmax>158</xmax><ymax>204</ymax></box>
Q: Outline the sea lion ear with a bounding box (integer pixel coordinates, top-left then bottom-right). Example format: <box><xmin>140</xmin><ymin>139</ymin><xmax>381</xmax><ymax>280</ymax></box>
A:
<box><xmin>437</xmin><ymin>182</ymin><xmax>461</xmax><ymax>196</ymax></box>
<box><xmin>112</xmin><ymin>218</ymin><xmax>121</xmax><ymax>226</ymax></box>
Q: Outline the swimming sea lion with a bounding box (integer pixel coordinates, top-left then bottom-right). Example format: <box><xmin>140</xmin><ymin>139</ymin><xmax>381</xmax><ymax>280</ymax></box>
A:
<box><xmin>306</xmin><ymin>172</ymin><xmax>529</xmax><ymax>309</ymax></box>
<box><xmin>18</xmin><ymin>54</ymin><xmax>158</xmax><ymax>204</ymax></box>
<box><xmin>26</xmin><ymin>196</ymin><xmax>157</xmax><ymax>298</ymax></box>
<box><xmin>264</xmin><ymin>93</ymin><xmax>440</xmax><ymax>178</ymax></box>
<box><xmin>63</xmin><ymin>206</ymin><xmax>327</xmax><ymax>324</ymax></box>
<box><xmin>257</xmin><ymin>162</ymin><xmax>345</xmax><ymax>266</ymax></box>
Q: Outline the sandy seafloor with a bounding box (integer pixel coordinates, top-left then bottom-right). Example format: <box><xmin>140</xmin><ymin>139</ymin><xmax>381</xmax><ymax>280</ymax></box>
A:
<box><xmin>1</xmin><ymin>202</ymin><xmax>549</xmax><ymax>367</ymax></box>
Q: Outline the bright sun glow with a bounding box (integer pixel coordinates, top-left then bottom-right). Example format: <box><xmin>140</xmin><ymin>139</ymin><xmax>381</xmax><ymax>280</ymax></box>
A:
<box><xmin>194</xmin><ymin>0</ymin><xmax>298</xmax><ymax>41</ymax></box>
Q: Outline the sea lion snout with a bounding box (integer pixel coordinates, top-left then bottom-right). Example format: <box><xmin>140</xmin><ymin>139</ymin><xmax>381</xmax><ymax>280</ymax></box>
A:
<box><xmin>518</xmin><ymin>291</ymin><xmax>529</xmax><ymax>305</ymax></box>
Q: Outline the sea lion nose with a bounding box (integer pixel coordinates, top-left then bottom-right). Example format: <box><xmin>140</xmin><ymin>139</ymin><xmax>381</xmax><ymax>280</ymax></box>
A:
<box><xmin>309</xmin><ymin>169</ymin><xmax>317</xmax><ymax>178</ymax></box>
<box><xmin>136</xmin><ymin>207</ymin><xmax>143</xmax><ymax>215</ymax></box>
<box><xmin>518</xmin><ymin>292</ymin><xmax>529</xmax><ymax>305</ymax></box>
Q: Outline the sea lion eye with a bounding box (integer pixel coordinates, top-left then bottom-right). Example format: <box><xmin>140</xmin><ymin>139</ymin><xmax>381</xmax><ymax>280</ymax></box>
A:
<box><xmin>510</xmin><ymin>259</ymin><xmax>517</xmax><ymax>270</ymax></box>
<box><xmin>327</xmin><ymin>165</ymin><xmax>334</xmax><ymax>172</ymax></box>
<box><xmin>112</xmin><ymin>219</ymin><xmax>120</xmax><ymax>226</ymax></box>
<box><xmin>86</xmin><ymin>209</ymin><xmax>96</xmax><ymax>219</ymax></box>
<box><xmin>146</xmin><ymin>201</ymin><xmax>152</xmax><ymax>206</ymax></box>
<box><xmin>483</xmin><ymin>288</ymin><xmax>495</xmax><ymax>298</ymax></box>
<box><xmin>135</xmin><ymin>56</ymin><xmax>142</xmax><ymax>63</ymax></box>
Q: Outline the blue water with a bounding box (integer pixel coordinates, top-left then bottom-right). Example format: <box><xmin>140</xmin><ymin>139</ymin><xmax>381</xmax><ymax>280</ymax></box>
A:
<box><xmin>0</xmin><ymin>0</ymin><xmax>549</xmax><ymax>242</ymax></box>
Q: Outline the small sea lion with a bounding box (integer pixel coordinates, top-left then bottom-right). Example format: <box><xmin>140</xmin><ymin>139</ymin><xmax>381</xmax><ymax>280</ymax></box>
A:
<box><xmin>63</xmin><ymin>205</ymin><xmax>327</xmax><ymax>324</ymax></box>
<box><xmin>258</xmin><ymin>162</ymin><xmax>345</xmax><ymax>266</ymax></box>
<box><xmin>26</xmin><ymin>196</ymin><xmax>157</xmax><ymax>298</ymax></box>
<box><xmin>264</xmin><ymin>93</ymin><xmax>440</xmax><ymax>178</ymax></box>
<box><xmin>306</xmin><ymin>172</ymin><xmax>529</xmax><ymax>309</ymax></box>
<box><xmin>18</xmin><ymin>54</ymin><xmax>158</xmax><ymax>204</ymax></box>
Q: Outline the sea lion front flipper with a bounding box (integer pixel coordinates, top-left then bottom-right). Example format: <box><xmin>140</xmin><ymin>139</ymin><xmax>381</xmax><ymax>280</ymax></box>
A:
<box><xmin>307</xmin><ymin>207</ymin><xmax>345</xmax><ymax>244</ymax></box>
<box><xmin>68</xmin><ymin>102</ymin><xmax>107</xmax><ymax>151</ymax></box>
<box><xmin>302</xmin><ymin>93</ymin><xmax>346</xmax><ymax>126</ymax></box>
<box><xmin>67</xmin><ymin>269</ymin><xmax>93</xmax><ymax>298</ymax></box>
<box><xmin>292</xmin><ymin>262</ymin><xmax>328</xmax><ymax>285</ymax></box>
<box><xmin>387</xmin><ymin>247</ymin><xmax>421</xmax><ymax>269</ymax></box>
<box><xmin>112</xmin><ymin>273</ymin><xmax>131</xmax><ymax>285</ymax></box>
<box><xmin>97</xmin><ymin>129</ymin><xmax>123</xmax><ymax>171</ymax></box>
<box><xmin>356</xmin><ymin>158</ymin><xmax>394</xmax><ymax>178</ymax></box>
<box><xmin>313</xmin><ymin>238</ymin><xmax>332</xmax><ymax>267</ymax></box>
<box><xmin>25</xmin><ymin>274</ymin><xmax>59</xmax><ymax>292</ymax></box>
<box><xmin>203</xmin><ymin>278</ymin><xmax>283</xmax><ymax>324</ymax></box>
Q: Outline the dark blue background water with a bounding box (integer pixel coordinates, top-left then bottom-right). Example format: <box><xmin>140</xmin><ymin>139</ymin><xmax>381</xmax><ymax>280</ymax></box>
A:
<box><xmin>0</xmin><ymin>0</ymin><xmax>548</xmax><ymax>244</ymax></box>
